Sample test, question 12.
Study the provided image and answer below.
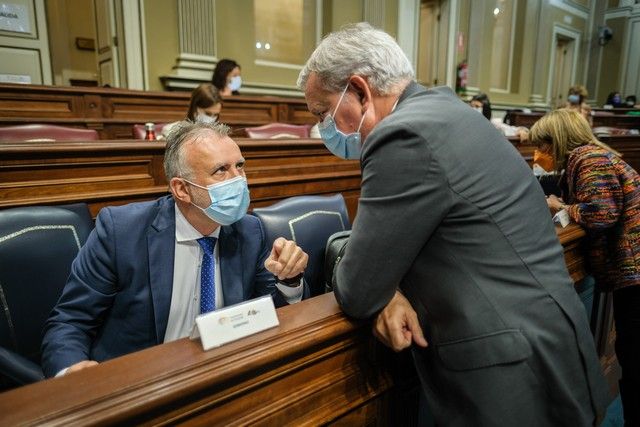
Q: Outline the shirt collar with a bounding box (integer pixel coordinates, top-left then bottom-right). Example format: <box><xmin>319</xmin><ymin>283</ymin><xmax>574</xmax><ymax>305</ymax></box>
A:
<box><xmin>175</xmin><ymin>205</ymin><xmax>221</xmax><ymax>242</ymax></box>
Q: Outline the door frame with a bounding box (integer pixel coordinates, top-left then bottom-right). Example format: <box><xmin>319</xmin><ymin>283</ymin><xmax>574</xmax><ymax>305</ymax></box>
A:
<box><xmin>546</xmin><ymin>24</ymin><xmax>581</xmax><ymax>106</ymax></box>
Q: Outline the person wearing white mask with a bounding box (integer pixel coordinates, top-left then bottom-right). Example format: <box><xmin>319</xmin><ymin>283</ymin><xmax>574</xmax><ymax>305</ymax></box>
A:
<box><xmin>42</xmin><ymin>121</ymin><xmax>309</xmax><ymax>378</ymax></box>
<box><xmin>160</xmin><ymin>83</ymin><xmax>223</xmax><ymax>140</ymax></box>
<box><xmin>212</xmin><ymin>59</ymin><xmax>242</xmax><ymax>97</ymax></box>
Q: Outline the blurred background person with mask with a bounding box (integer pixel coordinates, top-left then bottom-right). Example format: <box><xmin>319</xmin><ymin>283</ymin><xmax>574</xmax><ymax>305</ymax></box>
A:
<box><xmin>564</xmin><ymin>85</ymin><xmax>593</xmax><ymax>126</ymax></box>
<box><xmin>161</xmin><ymin>83</ymin><xmax>222</xmax><ymax>140</ymax></box>
<box><xmin>605</xmin><ymin>91</ymin><xmax>624</xmax><ymax>108</ymax></box>
<box><xmin>470</xmin><ymin>92</ymin><xmax>491</xmax><ymax>120</ymax></box>
<box><xmin>212</xmin><ymin>59</ymin><xmax>242</xmax><ymax>97</ymax></box>
<box><xmin>470</xmin><ymin>92</ymin><xmax>529</xmax><ymax>141</ymax></box>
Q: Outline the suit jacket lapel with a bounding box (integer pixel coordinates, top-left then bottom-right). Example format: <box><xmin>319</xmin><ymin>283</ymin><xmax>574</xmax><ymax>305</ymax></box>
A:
<box><xmin>147</xmin><ymin>197</ymin><xmax>176</xmax><ymax>343</ymax></box>
<box><xmin>219</xmin><ymin>224</ymin><xmax>244</xmax><ymax>306</ymax></box>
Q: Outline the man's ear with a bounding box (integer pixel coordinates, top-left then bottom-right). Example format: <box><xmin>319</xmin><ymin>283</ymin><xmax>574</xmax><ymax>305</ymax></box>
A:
<box><xmin>349</xmin><ymin>75</ymin><xmax>372</xmax><ymax>112</ymax></box>
<box><xmin>170</xmin><ymin>177</ymin><xmax>191</xmax><ymax>203</ymax></box>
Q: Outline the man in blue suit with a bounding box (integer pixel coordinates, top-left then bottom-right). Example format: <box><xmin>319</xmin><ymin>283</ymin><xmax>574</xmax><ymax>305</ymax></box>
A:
<box><xmin>41</xmin><ymin>121</ymin><xmax>309</xmax><ymax>378</ymax></box>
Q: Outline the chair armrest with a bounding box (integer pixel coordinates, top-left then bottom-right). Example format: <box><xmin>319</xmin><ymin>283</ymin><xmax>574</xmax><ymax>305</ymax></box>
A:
<box><xmin>0</xmin><ymin>346</ymin><xmax>44</xmax><ymax>385</ymax></box>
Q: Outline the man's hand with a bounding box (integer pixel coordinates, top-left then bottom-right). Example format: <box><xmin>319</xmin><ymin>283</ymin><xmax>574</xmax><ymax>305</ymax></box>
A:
<box><xmin>264</xmin><ymin>237</ymin><xmax>309</xmax><ymax>280</ymax></box>
<box><xmin>373</xmin><ymin>291</ymin><xmax>428</xmax><ymax>351</ymax></box>
<box><xmin>66</xmin><ymin>360</ymin><xmax>99</xmax><ymax>374</ymax></box>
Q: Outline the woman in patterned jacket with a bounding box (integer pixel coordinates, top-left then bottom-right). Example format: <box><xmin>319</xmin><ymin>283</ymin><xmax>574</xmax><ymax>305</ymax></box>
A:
<box><xmin>530</xmin><ymin>109</ymin><xmax>640</xmax><ymax>425</ymax></box>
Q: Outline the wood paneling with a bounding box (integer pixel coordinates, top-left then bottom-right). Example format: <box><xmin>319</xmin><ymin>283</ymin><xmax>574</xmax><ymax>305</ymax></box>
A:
<box><xmin>0</xmin><ymin>135</ymin><xmax>594</xmax><ymax>425</ymax></box>
<box><xmin>0</xmin><ymin>139</ymin><xmax>361</xmax><ymax>221</ymax></box>
<box><xmin>0</xmin><ymin>84</ymin><xmax>316</xmax><ymax>140</ymax></box>
<box><xmin>0</xmin><ymin>220</ymin><xmax>588</xmax><ymax>427</ymax></box>
<box><xmin>507</xmin><ymin>111</ymin><xmax>640</xmax><ymax>129</ymax></box>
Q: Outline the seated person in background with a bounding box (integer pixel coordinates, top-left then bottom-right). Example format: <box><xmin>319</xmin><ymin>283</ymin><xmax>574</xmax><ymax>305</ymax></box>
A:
<box><xmin>604</xmin><ymin>91</ymin><xmax>624</xmax><ymax>108</ymax></box>
<box><xmin>530</xmin><ymin>109</ymin><xmax>640</xmax><ymax>425</ymax></box>
<box><xmin>212</xmin><ymin>59</ymin><xmax>242</xmax><ymax>96</ymax></box>
<box><xmin>42</xmin><ymin>121</ymin><xmax>309</xmax><ymax>378</ymax></box>
<box><xmin>564</xmin><ymin>85</ymin><xmax>592</xmax><ymax>126</ymax></box>
<box><xmin>470</xmin><ymin>93</ymin><xmax>491</xmax><ymax>120</ymax></box>
<box><xmin>625</xmin><ymin>95</ymin><xmax>638</xmax><ymax>109</ymax></box>
<box><xmin>470</xmin><ymin>92</ymin><xmax>529</xmax><ymax>141</ymax></box>
<box><xmin>160</xmin><ymin>83</ymin><xmax>222</xmax><ymax>139</ymax></box>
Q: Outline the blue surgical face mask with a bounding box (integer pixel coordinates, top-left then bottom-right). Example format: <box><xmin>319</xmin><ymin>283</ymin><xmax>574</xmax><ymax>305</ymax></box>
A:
<box><xmin>318</xmin><ymin>83</ymin><xmax>367</xmax><ymax>160</ymax></box>
<box><xmin>185</xmin><ymin>176</ymin><xmax>250</xmax><ymax>225</ymax></box>
<box><xmin>229</xmin><ymin>75</ymin><xmax>242</xmax><ymax>92</ymax></box>
<box><xmin>567</xmin><ymin>94</ymin><xmax>580</xmax><ymax>105</ymax></box>
<box><xmin>196</xmin><ymin>113</ymin><xmax>217</xmax><ymax>124</ymax></box>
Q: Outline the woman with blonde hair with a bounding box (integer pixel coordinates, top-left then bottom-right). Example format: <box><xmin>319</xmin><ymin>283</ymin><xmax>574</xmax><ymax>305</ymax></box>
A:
<box><xmin>530</xmin><ymin>109</ymin><xmax>640</xmax><ymax>425</ymax></box>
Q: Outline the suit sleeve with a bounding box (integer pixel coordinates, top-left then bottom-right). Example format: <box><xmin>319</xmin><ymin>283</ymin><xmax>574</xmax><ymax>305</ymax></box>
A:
<box><xmin>41</xmin><ymin>208</ymin><xmax>120</xmax><ymax>377</ymax></box>
<box><xmin>334</xmin><ymin>124</ymin><xmax>453</xmax><ymax>319</ymax></box>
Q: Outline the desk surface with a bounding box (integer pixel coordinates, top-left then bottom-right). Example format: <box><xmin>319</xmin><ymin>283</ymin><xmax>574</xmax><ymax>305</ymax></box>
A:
<box><xmin>0</xmin><ymin>225</ymin><xmax>587</xmax><ymax>426</ymax></box>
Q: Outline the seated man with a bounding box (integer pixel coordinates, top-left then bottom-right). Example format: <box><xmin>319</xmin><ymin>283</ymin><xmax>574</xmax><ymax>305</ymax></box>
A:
<box><xmin>42</xmin><ymin>121</ymin><xmax>309</xmax><ymax>377</ymax></box>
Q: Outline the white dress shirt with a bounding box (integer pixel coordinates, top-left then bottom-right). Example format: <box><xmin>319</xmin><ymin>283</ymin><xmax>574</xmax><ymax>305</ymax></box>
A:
<box><xmin>163</xmin><ymin>207</ymin><xmax>303</xmax><ymax>342</ymax></box>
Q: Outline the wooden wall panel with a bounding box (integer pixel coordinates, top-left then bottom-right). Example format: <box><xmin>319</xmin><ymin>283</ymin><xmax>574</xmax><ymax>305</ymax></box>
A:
<box><xmin>507</xmin><ymin>111</ymin><xmax>640</xmax><ymax>129</ymax></box>
<box><xmin>0</xmin><ymin>84</ymin><xmax>317</xmax><ymax>140</ymax></box>
<box><xmin>0</xmin><ymin>139</ymin><xmax>361</xmax><ymax>221</ymax></box>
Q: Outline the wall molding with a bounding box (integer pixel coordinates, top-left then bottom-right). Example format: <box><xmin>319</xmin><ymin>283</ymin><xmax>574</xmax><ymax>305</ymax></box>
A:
<box><xmin>397</xmin><ymin>0</ymin><xmax>419</xmax><ymax>69</ymax></box>
<box><xmin>489</xmin><ymin>0</ymin><xmax>518</xmax><ymax>94</ymax></box>
<box><xmin>254</xmin><ymin>59</ymin><xmax>303</xmax><ymax>71</ymax></box>
<box><xmin>549</xmin><ymin>0</ymin><xmax>589</xmax><ymax>20</ymax></box>
<box><xmin>546</xmin><ymin>24</ymin><xmax>582</xmax><ymax>106</ymax></box>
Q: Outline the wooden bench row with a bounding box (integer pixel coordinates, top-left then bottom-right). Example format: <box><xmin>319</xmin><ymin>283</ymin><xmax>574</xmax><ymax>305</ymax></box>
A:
<box><xmin>506</xmin><ymin>110</ymin><xmax>640</xmax><ymax>129</ymax></box>
<box><xmin>0</xmin><ymin>138</ymin><xmax>361</xmax><ymax>222</ymax></box>
<box><xmin>0</xmin><ymin>83</ymin><xmax>316</xmax><ymax>140</ymax></box>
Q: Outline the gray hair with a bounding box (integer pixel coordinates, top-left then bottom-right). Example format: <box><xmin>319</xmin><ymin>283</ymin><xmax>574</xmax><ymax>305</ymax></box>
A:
<box><xmin>297</xmin><ymin>22</ymin><xmax>414</xmax><ymax>94</ymax></box>
<box><xmin>163</xmin><ymin>121</ymin><xmax>231</xmax><ymax>180</ymax></box>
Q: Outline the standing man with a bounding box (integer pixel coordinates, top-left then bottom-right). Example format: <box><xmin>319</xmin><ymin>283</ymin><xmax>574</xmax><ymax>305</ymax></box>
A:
<box><xmin>298</xmin><ymin>23</ymin><xmax>608</xmax><ymax>425</ymax></box>
<box><xmin>42</xmin><ymin>122</ymin><xmax>308</xmax><ymax>377</ymax></box>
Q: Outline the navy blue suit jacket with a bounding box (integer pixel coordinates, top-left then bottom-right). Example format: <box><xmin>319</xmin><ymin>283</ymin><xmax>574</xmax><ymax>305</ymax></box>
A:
<box><xmin>41</xmin><ymin>196</ymin><xmax>305</xmax><ymax>377</ymax></box>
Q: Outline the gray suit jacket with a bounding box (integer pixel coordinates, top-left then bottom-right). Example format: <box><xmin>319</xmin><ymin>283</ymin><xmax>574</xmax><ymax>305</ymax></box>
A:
<box><xmin>334</xmin><ymin>83</ymin><xmax>608</xmax><ymax>426</ymax></box>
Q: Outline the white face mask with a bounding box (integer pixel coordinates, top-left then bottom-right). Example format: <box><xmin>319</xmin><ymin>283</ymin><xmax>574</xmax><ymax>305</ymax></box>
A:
<box><xmin>196</xmin><ymin>113</ymin><xmax>217</xmax><ymax>124</ymax></box>
<box><xmin>473</xmin><ymin>106</ymin><xmax>483</xmax><ymax>114</ymax></box>
<box><xmin>228</xmin><ymin>76</ymin><xmax>242</xmax><ymax>92</ymax></box>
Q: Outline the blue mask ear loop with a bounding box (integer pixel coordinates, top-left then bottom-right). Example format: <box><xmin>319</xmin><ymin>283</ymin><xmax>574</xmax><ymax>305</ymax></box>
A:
<box><xmin>331</xmin><ymin>83</ymin><xmax>350</xmax><ymax>118</ymax></box>
<box><xmin>333</xmin><ymin>82</ymin><xmax>368</xmax><ymax>133</ymax></box>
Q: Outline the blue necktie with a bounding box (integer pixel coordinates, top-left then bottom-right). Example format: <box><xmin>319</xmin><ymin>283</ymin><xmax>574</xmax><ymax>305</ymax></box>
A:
<box><xmin>197</xmin><ymin>237</ymin><xmax>217</xmax><ymax>314</ymax></box>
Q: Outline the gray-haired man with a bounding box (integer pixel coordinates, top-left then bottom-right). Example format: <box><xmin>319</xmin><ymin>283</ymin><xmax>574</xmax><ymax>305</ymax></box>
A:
<box><xmin>42</xmin><ymin>122</ymin><xmax>308</xmax><ymax>377</ymax></box>
<box><xmin>299</xmin><ymin>22</ymin><xmax>607</xmax><ymax>425</ymax></box>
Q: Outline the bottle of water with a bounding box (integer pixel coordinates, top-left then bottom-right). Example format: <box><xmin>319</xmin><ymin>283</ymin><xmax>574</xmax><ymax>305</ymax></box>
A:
<box><xmin>144</xmin><ymin>122</ymin><xmax>156</xmax><ymax>140</ymax></box>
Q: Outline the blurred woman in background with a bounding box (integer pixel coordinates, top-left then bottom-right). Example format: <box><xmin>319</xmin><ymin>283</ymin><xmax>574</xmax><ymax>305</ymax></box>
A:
<box><xmin>530</xmin><ymin>109</ymin><xmax>640</xmax><ymax>426</ymax></box>
<box><xmin>212</xmin><ymin>59</ymin><xmax>242</xmax><ymax>96</ymax></box>
<box><xmin>160</xmin><ymin>83</ymin><xmax>222</xmax><ymax>139</ymax></box>
<box><xmin>470</xmin><ymin>92</ymin><xmax>491</xmax><ymax>120</ymax></box>
<box><xmin>565</xmin><ymin>85</ymin><xmax>592</xmax><ymax>126</ymax></box>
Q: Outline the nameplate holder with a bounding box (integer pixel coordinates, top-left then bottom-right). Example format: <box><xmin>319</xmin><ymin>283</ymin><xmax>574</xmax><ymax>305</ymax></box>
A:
<box><xmin>190</xmin><ymin>296</ymin><xmax>279</xmax><ymax>351</ymax></box>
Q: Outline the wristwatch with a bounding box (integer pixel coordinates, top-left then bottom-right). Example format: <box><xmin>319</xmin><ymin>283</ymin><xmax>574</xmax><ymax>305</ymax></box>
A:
<box><xmin>276</xmin><ymin>272</ymin><xmax>304</xmax><ymax>287</ymax></box>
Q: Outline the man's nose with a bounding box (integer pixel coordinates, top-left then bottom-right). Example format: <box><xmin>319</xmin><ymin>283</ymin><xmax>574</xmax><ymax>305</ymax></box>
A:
<box><xmin>229</xmin><ymin>167</ymin><xmax>243</xmax><ymax>177</ymax></box>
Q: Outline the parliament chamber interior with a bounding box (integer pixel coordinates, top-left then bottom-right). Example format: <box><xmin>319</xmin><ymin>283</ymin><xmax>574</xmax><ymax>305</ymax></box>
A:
<box><xmin>0</xmin><ymin>0</ymin><xmax>639</xmax><ymax>425</ymax></box>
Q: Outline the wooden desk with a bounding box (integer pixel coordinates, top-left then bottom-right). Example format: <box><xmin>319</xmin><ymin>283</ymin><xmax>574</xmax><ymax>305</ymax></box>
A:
<box><xmin>0</xmin><ymin>224</ymin><xmax>587</xmax><ymax>426</ymax></box>
<box><xmin>600</xmin><ymin>134</ymin><xmax>640</xmax><ymax>174</ymax></box>
<box><xmin>0</xmin><ymin>139</ymin><xmax>361</xmax><ymax>221</ymax></box>
<box><xmin>0</xmin><ymin>84</ymin><xmax>316</xmax><ymax>139</ymax></box>
<box><xmin>506</xmin><ymin>111</ymin><xmax>640</xmax><ymax>129</ymax></box>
